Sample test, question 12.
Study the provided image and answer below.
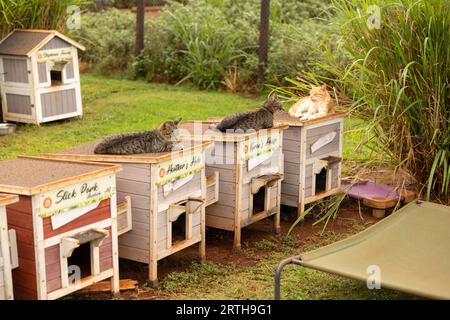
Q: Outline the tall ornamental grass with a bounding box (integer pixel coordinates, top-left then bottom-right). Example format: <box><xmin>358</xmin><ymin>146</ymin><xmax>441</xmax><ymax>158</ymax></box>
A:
<box><xmin>323</xmin><ymin>0</ymin><xmax>449</xmax><ymax>203</ymax></box>
<box><xmin>0</xmin><ymin>0</ymin><xmax>88</xmax><ymax>38</ymax></box>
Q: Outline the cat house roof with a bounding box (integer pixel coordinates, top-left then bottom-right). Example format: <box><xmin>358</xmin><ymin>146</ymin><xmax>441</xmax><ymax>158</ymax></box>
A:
<box><xmin>274</xmin><ymin>110</ymin><xmax>347</xmax><ymax>127</ymax></box>
<box><xmin>0</xmin><ymin>29</ymin><xmax>85</xmax><ymax>57</ymax></box>
<box><xmin>0</xmin><ymin>157</ymin><xmax>121</xmax><ymax>196</ymax></box>
<box><xmin>42</xmin><ymin>140</ymin><xmax>213</xmax><ymax>164</ymax></box>
<box><xmin>0</xmin><ymin>193</ymin><xmax>19</xmax><ymax>207</ymax></box>
<box><xmin>178</xmin><ymin>121</ymin><xmax>288</xmax><ymax>143</ymax></box>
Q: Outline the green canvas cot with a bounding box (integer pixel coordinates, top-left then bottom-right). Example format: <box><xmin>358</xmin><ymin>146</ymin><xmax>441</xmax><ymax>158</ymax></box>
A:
<box><xmin>275</xmin><ymin>201</ymin><xmax>450</xmax><ymax>300</ymax></box>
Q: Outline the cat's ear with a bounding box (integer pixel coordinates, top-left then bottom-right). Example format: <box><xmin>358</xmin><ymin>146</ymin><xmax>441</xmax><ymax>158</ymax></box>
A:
<box><xmin>158</xmin><ymin>121</ymin><xmax>169</xmax><ymax>131</ymax></box>
<box><xmin>320</xmin><ymin>84</ymin><xmax>327</xmax><ymax>91</ymax></box>
<box><xmin>174</xmin><ymin>117</ymin><xmax>182</xmax><ymax>125</ymax></box>
<box><xmin>269</xmin><ymin>92</ymin><xmax>278</xmax><ymax>100</ymax></box>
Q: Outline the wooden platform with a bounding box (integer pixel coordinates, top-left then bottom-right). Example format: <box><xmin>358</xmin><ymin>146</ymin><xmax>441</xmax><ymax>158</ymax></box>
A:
<box><xmin>46</xmin><ymin>139</ymin><xmax>212</xmax><ymax>164</ymax></box>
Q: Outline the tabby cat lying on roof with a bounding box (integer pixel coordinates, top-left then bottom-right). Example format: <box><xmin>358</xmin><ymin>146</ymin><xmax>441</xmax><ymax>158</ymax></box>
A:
<box><xmin>212</xmin><ymin>93</ymin><xmax>283</xmax><ymax>132</ymax></box>
<box><xmin>94</xmin><ymin>118</ymin><xmax>182</xmax><ymax>155</ymax></box>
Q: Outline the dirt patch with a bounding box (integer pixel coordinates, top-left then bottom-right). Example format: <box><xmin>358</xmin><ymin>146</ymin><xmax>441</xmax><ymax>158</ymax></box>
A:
<box><xmin>69</xmin><ymin>200</ymin><xmax>380</xmax><ymax>300</ymax></box>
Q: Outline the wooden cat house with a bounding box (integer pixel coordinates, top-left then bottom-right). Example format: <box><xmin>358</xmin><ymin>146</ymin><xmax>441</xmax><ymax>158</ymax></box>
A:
<box><xmin>42</xmin><ymin>140</ymin><xmax>218</xmax><ymax>286</ymax></box>
<box><xmin>0</xmin><ymin>194</ymin><xmax>19</xmax><ymax>300</ymax></box>
<box><xmin>0</xmin><ymin>157</ymin><xmax>123</xmax><ymax>300</ymax></box>
<box><xmin>275</xmin><ymin>111</ymin><xmax>346</xmax><ymax>216</ymax></box>
<box><xmin>178</xmin><ymin>122</ymin><xmax>287</xmax><ymax>249</ymax></box>
<box><xmin>0</xmin><ymin>29</ymin><xmax>84</xmax><ymax>124</ymax></box>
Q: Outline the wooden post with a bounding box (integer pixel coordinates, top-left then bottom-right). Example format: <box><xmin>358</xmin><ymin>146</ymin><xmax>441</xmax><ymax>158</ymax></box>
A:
<box><xmin>148</xmin><ymin>165</ymin><xmax>159</xmax><ymax>287</ymax></box>
<box><xmin>258</xmin><ymin>0</ymin><xmax>270</xmax><ymax>83</ymax></box>
<box><xmin>135</xmin><ymin>0</ymin><xmax>145</xmax><ymax>56</ymax></box>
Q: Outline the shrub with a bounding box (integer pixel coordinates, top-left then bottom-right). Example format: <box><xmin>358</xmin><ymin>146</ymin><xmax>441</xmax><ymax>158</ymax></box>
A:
<box><xmin>74</xmin><ymin>0</ymin><xmax>336</xmax><ymax>89</ymax></box>
<box><xmin>319</xmin><ymin>0</ymin><xmax>450</xmax><ymax>203</ymax></box>
<box><xmin>69</xmin><ymin>9</ymin><xmax>136</xmax><ymax>75</ymax></box>
<box><xmin>140</xmin><ymin>1</ymin><xmax>245</xmax><ymax>88</ymax></box>
<box><xmin>0</xmin><ymin>0</ymin><xmax>88</xmax><ymax>38</ymax></box>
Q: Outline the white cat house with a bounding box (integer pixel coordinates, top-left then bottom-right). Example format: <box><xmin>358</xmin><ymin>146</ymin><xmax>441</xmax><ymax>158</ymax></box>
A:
<box><xmin>275</xmin><ymin>111</ymin><xmax>346</xmax><ymax>217</ymax></box>
<box><xmin>0</xmin><ymin>29</ymin><xmax>85</xmax><ymax>124</ymax></box>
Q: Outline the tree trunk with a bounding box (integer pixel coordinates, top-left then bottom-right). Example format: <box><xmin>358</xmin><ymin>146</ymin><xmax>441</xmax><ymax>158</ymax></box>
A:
<box><xmin>135</xmin><ymin>0</ymin><xmax>145</xmax><ymax>56</ymax></box>
<box><xmin>258</xmin><ymin>0</ymin><xmax>270</xmax><ymax>84</ymax></box>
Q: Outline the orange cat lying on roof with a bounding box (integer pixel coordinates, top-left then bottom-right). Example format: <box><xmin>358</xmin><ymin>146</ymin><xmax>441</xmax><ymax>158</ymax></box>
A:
<box><xmin>288</xmin><ymin>84</ymin><xmax>334</xmax><ymax>121</ymax></box>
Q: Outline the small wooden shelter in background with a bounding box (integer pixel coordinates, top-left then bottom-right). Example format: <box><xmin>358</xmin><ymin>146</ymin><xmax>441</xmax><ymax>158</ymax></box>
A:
<box><xmin>0</xmin><ymin>29</ymin><xmax>85</xmax><ymax>125</ymax></box>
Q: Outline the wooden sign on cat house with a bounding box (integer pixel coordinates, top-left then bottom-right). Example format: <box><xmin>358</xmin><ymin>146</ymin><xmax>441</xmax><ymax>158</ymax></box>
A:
<box><xmin>178</xmin><ymin>122</ymin><xmax>287</xmax><ymax>249</ymax></box>
<box><xmin>42</xmin><ymin>140</ymin><xmax>218</xmax><ymax>286</ymax></box>
<box><xmin>0</xmin><ymin>157</ymin><xmax>122</xmax><ymax>300</ymax></box>
<box><xmin>275</xmin><ymin>111</ymin><xmax>346</xmax><ymax>216</ymax></box>
<box><xmin>0</xmin><ymin>29</ymin><xmax>84</xmax><ymax>124</ymax></box>
<box><xmin>0</xmin><ymin>194</ymin><xmax>19</xmax><ymax>300</ymax></box>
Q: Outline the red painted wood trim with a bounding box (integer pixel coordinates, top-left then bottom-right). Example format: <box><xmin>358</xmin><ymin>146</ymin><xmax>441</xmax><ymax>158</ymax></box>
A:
<box><xmin>43</xmin><ymin>199</ymin><xmax>111</xmax><ymax>239</ymax></box>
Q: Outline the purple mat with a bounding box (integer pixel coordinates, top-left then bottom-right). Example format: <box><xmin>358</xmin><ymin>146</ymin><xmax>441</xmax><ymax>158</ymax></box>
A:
<box><xmin>342</xmin><ymin>179</ymin><xmax>398</xmax><ymax>200</ymax></box>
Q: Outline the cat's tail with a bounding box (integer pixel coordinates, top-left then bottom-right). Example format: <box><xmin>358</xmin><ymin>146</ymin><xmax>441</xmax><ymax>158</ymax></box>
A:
<box><xmin>94</xmin><ymin>142</ymin><xmax>109</xmax><ymax>154</ymax></box>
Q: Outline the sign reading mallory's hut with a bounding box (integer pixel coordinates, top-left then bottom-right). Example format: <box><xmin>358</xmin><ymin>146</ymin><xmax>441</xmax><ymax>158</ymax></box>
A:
<box><xmin>0</xmin><ymin>29</ymin><xmax>85</xmax><ymax>125</ymax></box>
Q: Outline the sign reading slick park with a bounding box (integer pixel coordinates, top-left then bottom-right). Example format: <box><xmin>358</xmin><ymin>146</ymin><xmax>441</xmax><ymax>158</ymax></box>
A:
<box><xmin>38</xmin><ymin>174</ymin><xmax>114</xmax><ymax>218</ymax></box>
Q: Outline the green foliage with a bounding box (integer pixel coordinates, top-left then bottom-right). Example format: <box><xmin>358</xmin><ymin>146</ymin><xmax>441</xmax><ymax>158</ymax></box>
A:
<box><xmin>74</xmin><ymin>0</ymin><xmax>336</xmax><ymax>90</ymax></box>
<box><xmin>69</xmin><ymin>9</ymin><xmax>136</xmax><ymax>75</ymax></box>
<box><xmin>254</xmin><ymin>239</ymin><xmax>277</xmax><ymax>251</ymax></box>
<box><xmin>318</xmin><ymin>0</ymin><xmax>450</xmax><ymax>203</ymax></box>
<box><xmin>141</xmin><ymin>1</ymin><xmax>246</xmax><ymax>88</ymax></box>
<box><xmin>90</xmin><ymin>0</ymin><xmax>184</xmax><ymax>11</ymax></box>
<box><xmin>0</xmin><ymin>0</ymin><xmax>88</xmax><ymax>38</ymax></box>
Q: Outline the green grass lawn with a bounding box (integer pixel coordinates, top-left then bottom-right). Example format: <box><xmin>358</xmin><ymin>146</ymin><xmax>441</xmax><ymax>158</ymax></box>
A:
<box><xmin>1</xmin><ymin>74</ymin><xmax>411</xmax><ymax>300</ymax></box>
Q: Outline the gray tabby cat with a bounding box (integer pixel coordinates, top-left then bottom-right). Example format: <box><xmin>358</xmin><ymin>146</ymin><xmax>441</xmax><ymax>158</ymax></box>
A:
<box><xmin>213</xmin><ymin>93</ymin><xmax>283</xmax><ymax>132</ymax></box>
<box><xmin>94</xmin><ymin>118</ymin><xmax>182</xmax><ymax>155</ymax></box>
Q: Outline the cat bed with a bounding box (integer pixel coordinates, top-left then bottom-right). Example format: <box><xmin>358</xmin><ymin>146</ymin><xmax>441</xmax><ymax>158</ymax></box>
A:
<box><xmin>275</xmin><ymin>201</ymin><xmax>450</xmax><ymax>300</ymax></box>
<box><xmin>342</xmin><ymin>179</ymin><xmax>405</xmax><ymax>218</ymax></box>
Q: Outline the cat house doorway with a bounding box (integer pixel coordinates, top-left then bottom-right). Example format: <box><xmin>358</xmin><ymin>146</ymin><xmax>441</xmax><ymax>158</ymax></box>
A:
<box><xmin>171</xmin><ymin>212</ymin><xmax>187</xmax><ymax>245</ymax></box>
<box><xmin>252</xmin><ymin>187</ymin><xmax>266</xmax><ymax>215</ymax></box>
<box><xmin>50</xmin><ymin>62</ymin><xmax>66</xmax><ymax>86</ymax></box>
<box><xmin>315</xmin><ymin>168</ymin><xmax>328</xmax><ymax>195</ymax></box>
<box><xmin>67</xmin><ymin>242</ymin><xmax>91</xmax><ymax>279</ymax></box>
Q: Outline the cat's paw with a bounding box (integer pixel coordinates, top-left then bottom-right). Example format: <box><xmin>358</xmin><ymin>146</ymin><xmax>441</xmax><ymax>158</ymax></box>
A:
<box><xmin>208</xmin><ymin>124</ymin><xmax>219</xmax><ymax>131</ymax></box>
<box><xmin>300</xmin><ymin>114</ymin><xmax>310</xmax><ymax>121</ymax></box>
<box><xmin>171</xmin><ymin>143</ymin><xmax>184</xmax><ymax>151</ymax></box>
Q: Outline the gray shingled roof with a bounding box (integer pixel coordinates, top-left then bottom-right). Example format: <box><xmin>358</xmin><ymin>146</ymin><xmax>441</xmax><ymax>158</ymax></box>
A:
<box><xmin>0</xmin><ymin>30</ymin><xmax>52</xmax><ymax>56</ymax></box>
